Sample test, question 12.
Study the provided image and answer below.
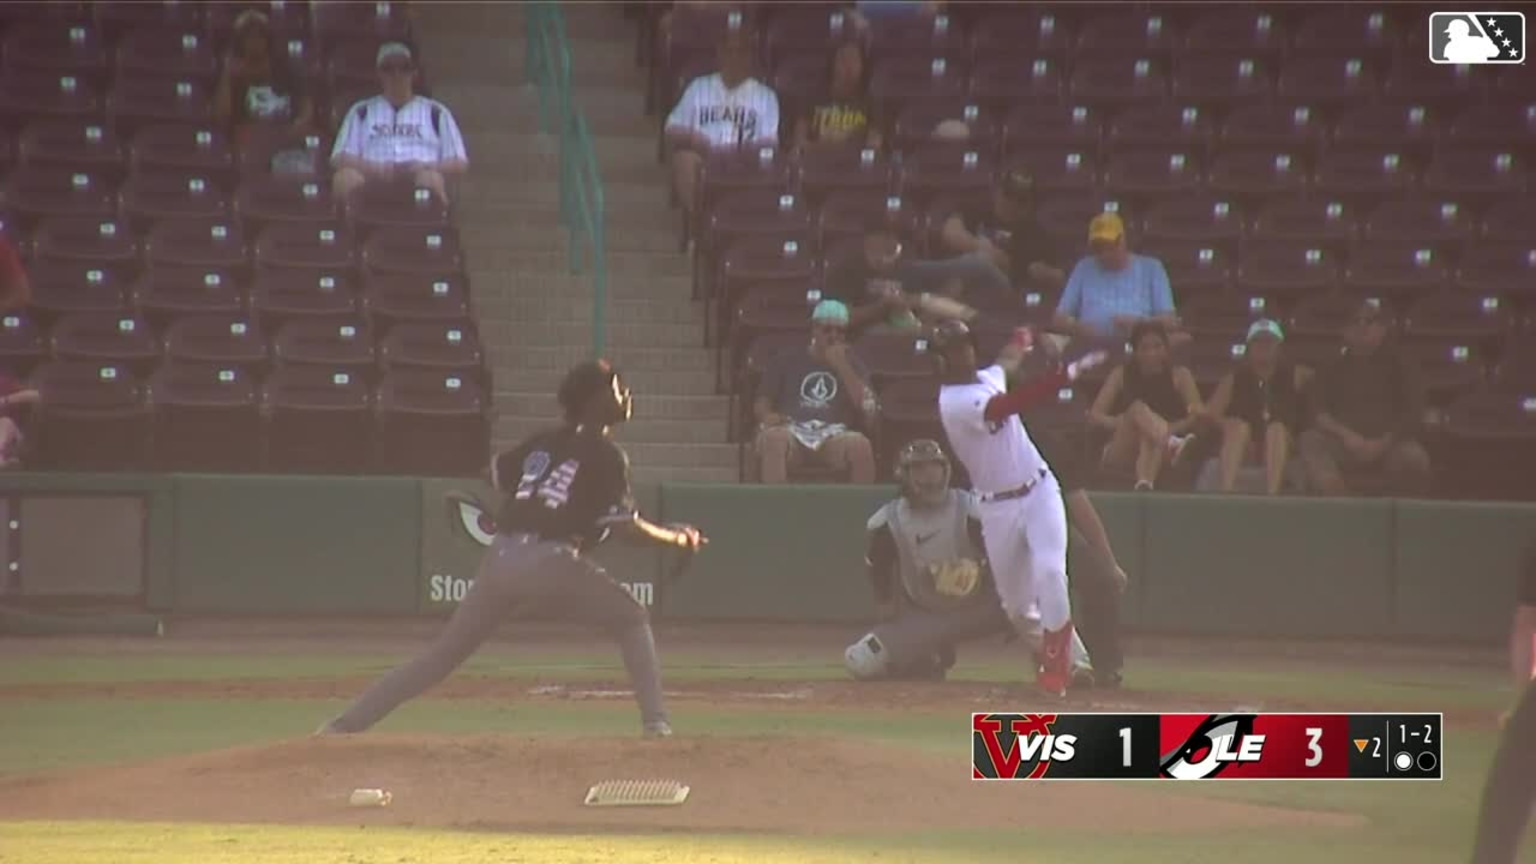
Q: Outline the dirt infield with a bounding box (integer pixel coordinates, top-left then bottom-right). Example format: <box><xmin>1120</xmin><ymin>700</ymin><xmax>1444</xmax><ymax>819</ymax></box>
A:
<box><xmin>0</xmin><ymin>733</ymin><xmax>1364</xmax><ymax>835</ymax></box>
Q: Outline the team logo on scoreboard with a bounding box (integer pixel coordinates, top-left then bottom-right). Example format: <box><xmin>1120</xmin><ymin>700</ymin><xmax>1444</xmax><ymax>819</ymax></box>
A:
<box><xmin>1158</xmin><ymin>713</ymin><xmax>1264</xmax><ymax>779</ymax></box>
<box><xmin>972</xmin><ymin>713</ymin><xmax>1078</xmax><ymax>780</ymax></box>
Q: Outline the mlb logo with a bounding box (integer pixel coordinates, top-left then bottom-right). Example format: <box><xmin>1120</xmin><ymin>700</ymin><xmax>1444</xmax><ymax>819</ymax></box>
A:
<box><xmin>1429</xmin><ymin>12</ymin><xmax>1525</xmax><ymax>63</ymax></box>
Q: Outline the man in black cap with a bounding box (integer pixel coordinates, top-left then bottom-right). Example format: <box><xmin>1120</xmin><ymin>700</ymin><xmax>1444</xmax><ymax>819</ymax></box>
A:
<box><xmin>317</xmin><ymin>360</ymin><xmax>706</xmax><ymax>739</ymax></box>
<box><xmin>938</xmin><ymin>168</ymin><xmax>1066</xmax><ymax>296</ymax></box>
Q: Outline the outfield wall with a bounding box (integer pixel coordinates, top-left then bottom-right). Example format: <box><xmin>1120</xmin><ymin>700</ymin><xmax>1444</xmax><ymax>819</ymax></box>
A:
<box><xmin>0</xmin><ymin>474</ymin><xmax>1530</xmax><ymax>644</ymax></box>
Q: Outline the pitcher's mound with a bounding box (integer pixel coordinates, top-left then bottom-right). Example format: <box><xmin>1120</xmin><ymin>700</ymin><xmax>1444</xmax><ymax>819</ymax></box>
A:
<box><xmin>0</xmin><ymin>734</ymin><xmax>1362</xmax><ymax>835</ymax></box>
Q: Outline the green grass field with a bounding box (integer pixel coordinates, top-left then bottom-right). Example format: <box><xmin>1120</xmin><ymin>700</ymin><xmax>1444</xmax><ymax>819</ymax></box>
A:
<box><xmin>0</xmin><ymin>639</ymin><xmax>1530</xmax><ymax>864</ymax></box>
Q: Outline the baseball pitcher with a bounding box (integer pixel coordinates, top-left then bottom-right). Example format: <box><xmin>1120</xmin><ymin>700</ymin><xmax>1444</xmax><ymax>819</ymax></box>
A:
<box><xmin>316</xmin><ymin>360</ymin><xmax>706</xmax><ymax>740</ymax></box>
<box><xmin>844</xmin><ymin>439</ymin><xmax>1094</xmax><ymax>682</ymax></box>
<box><xmin>931</xmin><ymin>320</ymin><xmax>1108</xmax><ymax>697</ymax></box>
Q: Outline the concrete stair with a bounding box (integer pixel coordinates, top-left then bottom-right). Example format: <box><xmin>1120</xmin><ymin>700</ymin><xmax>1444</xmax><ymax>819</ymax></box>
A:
<box><xmin>415</xmin><ymin>2</ymin><xmax>735</xmax><ymax>483</ymax></box>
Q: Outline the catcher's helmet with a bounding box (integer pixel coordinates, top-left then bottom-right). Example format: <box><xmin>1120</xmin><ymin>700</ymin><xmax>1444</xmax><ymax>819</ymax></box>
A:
<box><xmin>895</xmin><ymin>438</ymin><xmax>951</xmax><ymax>504</ymax></box>
<box><xmin>558</xmin><ymin>359</ymin><xmax>633</xmax><ymax>425</ymax></box>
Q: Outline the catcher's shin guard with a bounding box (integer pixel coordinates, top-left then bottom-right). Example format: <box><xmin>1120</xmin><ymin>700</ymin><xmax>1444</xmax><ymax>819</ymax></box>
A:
<box><xmin>1036</xmin><ymin>621</ymin><xmax>1075</xmax><ymax>698</ymax></box>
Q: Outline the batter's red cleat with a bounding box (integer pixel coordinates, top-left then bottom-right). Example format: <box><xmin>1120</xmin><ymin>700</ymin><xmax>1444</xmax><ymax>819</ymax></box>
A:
<box><xmin>1036</xmin><ymin>623</ymin><xmax>1076</xmax><ymax>699</ymax></box>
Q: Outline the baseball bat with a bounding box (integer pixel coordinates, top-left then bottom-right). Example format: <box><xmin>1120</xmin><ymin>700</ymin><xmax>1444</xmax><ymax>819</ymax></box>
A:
<box><xmin>914</xmin><ymin>293</ymin><xmax>978</xmax><ymax>322</ymax></box>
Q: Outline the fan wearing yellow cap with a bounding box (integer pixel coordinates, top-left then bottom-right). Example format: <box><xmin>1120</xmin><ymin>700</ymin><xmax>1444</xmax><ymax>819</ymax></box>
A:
<box><xmin>1053</xmin><ymin>211</ymin><xmax>1183</xmax><ymax>347</ymax></box>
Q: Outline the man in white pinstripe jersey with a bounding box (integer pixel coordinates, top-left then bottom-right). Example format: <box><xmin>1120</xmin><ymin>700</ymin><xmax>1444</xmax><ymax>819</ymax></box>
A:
<box><xmin>331</xmin><ymin>42</ymin><xmax>469</xmax><ymax>205</ymax></box>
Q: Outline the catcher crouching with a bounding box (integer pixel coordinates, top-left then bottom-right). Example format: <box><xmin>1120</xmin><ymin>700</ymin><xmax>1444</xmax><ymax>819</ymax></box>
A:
<box><xmin>843</xmin><ymin>439</ymin><xmax>1093</xmax><ymax>682</ymax></box>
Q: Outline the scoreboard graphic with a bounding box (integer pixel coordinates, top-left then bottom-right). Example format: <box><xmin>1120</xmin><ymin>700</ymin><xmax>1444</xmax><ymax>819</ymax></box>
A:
<box><xmin>972</xmin><ymin>712</ymin><xmax>1442</xmax><ymax>781</ymax></box>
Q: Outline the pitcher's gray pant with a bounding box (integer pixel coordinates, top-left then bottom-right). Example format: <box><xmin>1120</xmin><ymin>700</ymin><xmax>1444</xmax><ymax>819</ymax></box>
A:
<box><xmin>326</xmin><ymin>533</ymin><xmax>667</xmax><ymax>732</ymax></box>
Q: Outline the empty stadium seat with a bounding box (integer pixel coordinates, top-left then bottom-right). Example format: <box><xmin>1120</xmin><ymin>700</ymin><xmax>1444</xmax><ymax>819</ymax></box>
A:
<box><xmin>1362</xmin><ymin>197</ymin><xmax>1476</xmax><ymax>259</ymax></box>
<box><xmin>1288</xmin><ymin>8</ymin><xmax>1398</xmax><ymax>68</ymax></box>
<box><xmin>1140</xmin><ymin>195</ymin><xmax>1244</xmax><ymax>255</ymax></box>
<box><xmin>49</xmin><ymin>310</ymin><xmax>159</xmax><ymax>372</ymax></box>
<box><xmin>363</xmin><ymin>226</ymin><xmax>464</xmax><ymax>277</ymax></box>
<box><xmin>1206</xmin><ymin>149</ymin><xmax>1310</xmax><ymax>209</ymax></box>
<box><xmin>1403</xmin><ymin>291</ymin><xmax>1515</xmax><ymax>341</ymax></box>
<box><xmin>1329</xmin><ymin>103</ymin><xmax>1439</xmax><ymax>166</ymax></box>
<box><xmin>692</xmin><ymin>148</ymin><xmax>796</xmax><ymax>247</ymax></box>
<box><xmin>1343</xmin><ymin>243</ymin><xmax>1448</xmax><ymax>304</ymax></box>
<box><xmin>261</xmin><ymin>363</ymin><xmax>374</xmax><ymax>475</ymax></box>
<box><xmin>1249</xmin><ymin>195</ymin><xmax>1359</xmax><ymax>254</ymax></box>
<box><xmin>1002</xmin><ymin>103</ymin><xmax>1102</xmax><ymax>157</ymax></box>
<box><xmin>254</xmin><ymin>222</ymin><xmax>358</xmax><ymax>271</ymax></box>
<box><xmin>1219</xmin><ymin>104</ymin><xmax>1326</xmax><ymax>161</ymax></box>
<box><xmin>4</xmin><ymin>168</ymin><xmax>116</xmax><ymax>223</ymax></box>
<box><xmin>362</xmin><ymin>271</ymin><xmax>472</xmax><ymax>330</ymax></box>
<box><xmin>717</xmin><ymin>235</ymin><xmax>819</xmax><ymax>356</ymax></box>
<box><xmin>107</xmin><ymin>75</ymin><xmax>214</xmax><ymax>134</ymax></box>
<box><xmin>874</xmin><ymin>376</ymin><xmax>944</xmax><ymax>469</ymax></box>
<box><xmin>379</xmin><ymin>322</ymin><xmax>486</xmax><ymax>384</ymax></box>
<box><xmin>235</xmin><ymin>175</ymin><xmax>339</xmax><ymax>230</ymax></box>
<box><xmin>0</xmin><ymin>70</ymin><xmax>102</xmax><ymax>125</ymax></box>
<box><xmin>1073</xmin><ymin>12</ymin><xmax>1180</xmax><ymax>65</ymax></box>
<box><xmin>131</xmin><ymin>123</ymin><xmax>235</xmax><ymax>176</ymax></box>
<box><xmin>1185</xmin><ymin>334</ymin><xmax>1246</xmax><ymax>391</ymax></box>
<box><xmin>132</xmin><ymin>266</ymin><xmax>247</xmax><ymax>325</ymax></box>
<box><xmin>968</xmin><ymin>7</ymin><xmax>1072</xmax><ymax>64</ymax></box>
<box><xmin>346</xmin><ymin>181</ymin><xmax>453</xmax><ymax>234</ymax></box>
<box><xmin>373</xmin><ymin>367</ymin><xmax>489</xmax><ymax>477</ymax></box>
<box><xmin>25</xmin><ymin>259</ymin><xmax>129</xmax><ymax>320</ymax></box>
<box><xmin>797</xmin><ymin>148</ymin><xmax>896</xmax><ymax>215</ymax></box>
<box><xmin>114</xmin><ymin>27</ymin><xmax>219</xmax><ymax>84</ymax></box>
<box><xmin>272</xmin><ymin>318</ymin><xmax>378</xmax><ymax>379</ymax></box>
<box><xmin>1237</xmin><ymin>240</ymin><xmax>1342</xmax><ymax>300</ymax></box>
<box><xmin>1139</xmin><ymin>240</ymin><xmax>1235</xmax><ymax>297</ymax></box>
<box><xmin>1443</xmin><ymin>102</ymin><xmax>1536</xmax><ymax>150</ymax></box>
<box><xmin>29</xmin><ymin>359</ymin><xmax>152</xmax><ymax>471</ymax></box>
<box><xmin>856</xmin><ymin>329</ymin><xmax>933</xmax><ymax>386</ymax></box>
<box><xmin>1277</xmin><ymin>57</ymin><xmax>1380</xmax><ymax>115</ymax></box>
<box><xmin>967</xmin><ymin>56</ymin><xmax>1063</xmax><ymax>110</ymax></box>
<box><xmin>18</xmin><ymin>119</ymin><xmax>126</xmax><ymax>179</ymax></box>
<box><xmin>1454</xmin><ymin>240</ymin><xmax>1536</xmax><ymax>300</ymax></box>
<box><xmin>143</xmin><ymin>217</ymin><xmax>248</xmax><ymax>270</ymax></box>
<box><xmin>1179</xmin><ymin>292</ymin><xmax>1277</xmax><ymax>338</ymax></box>
<box><xmin>700</xmin><ymin>190</ymin><xmax>814</xmax><ymax>303</ymax></box>
<box><xmin>1</xmin><ymin>21</ymin><xmax>107</xmax><ymax>80</ymax></box>
<box><xmin>1423</xmin><ymin>146</ymin><xmax>1526</xmax><ymax>209</ymax></box>
<box><xmin>31</xmin><ymin>216</ymin><xmax>140</xmax><ymax>269</ymax></box>
<box><xmin>1314</xmin><ymin>149</ymin><xmax>1419</xmax><ymax>211</ymax></box>
<box><xmin>251</xmin><ymin>268</ymin><xmax>359</xmax><ymax>327</ymax></box>
<box><xmin>147</xmin><ymin>360</ymin><xmax>263</xmax><ymax>473</ymax></box>
<box><xmin>0</xmin><ymin>311</ymin><xmax>48</xmax><ymax>377</ymax></box>
<box><xmin>235</xmin><ymin>125</ymin><xmax>327</xmax><ymax>177</ymax></box>
<box><xmin>162</xmin><ymin>314</ymin><xmax>269</xmax><ymax>370</ymax></box>
<box><xmin>119</xmin><ymin>171</ymin><xmax>231</xmax><ymax>228</ymax></box>
<box><xmin>1102</xmin><ymin>149</ymin><xmax>1203</xmax><ymax>208</ymax></box>
<box><xmin>95</xmin><ymin>0</ymin><xmax>204</xmax><ymax>39</ymax></box>
<box><xmin>1180</xmin><ymin>8</ymin><xmax>1288</xmax><ymax>61</ymax></box>
<box><xmin>1107</xmin><ymin>104</ymin><xmax>1216</xmax><ymax>160</ymax></box>
<box><xmin>1068</xmin><ymin>57</ymin><xmax>1168</xmax><ymax>113</ymax></box>
<box><xmin>1405</xmin><ymin>336</ymin><xmax>1489</xmax><ymax>406</ymax></box>
<box><xmin>1289</xmin><ymin>292</ymin><xmax>1383</xmax><ymax>338</ymax></box>
<box><xmin>312</xmin><ymin>3</ymin><xmax>413</xmax><ymax>50</ymax></box>
<box><xmin>1382</xmin><ymin>64</ymin><xmax>1487</xmax><ymax>114</ymax></box>
<box><xmin>896</xmin><ymin>145</ymin><xmax>996</xmax><ymax>211</ymax></box>
<box><xmin>892</xmin><ymin>95</ymin><xmax>1000</xmax><ymax>156</ymax></box>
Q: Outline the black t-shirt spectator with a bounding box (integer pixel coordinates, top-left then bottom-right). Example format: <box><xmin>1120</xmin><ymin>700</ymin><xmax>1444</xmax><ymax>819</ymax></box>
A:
<box><xmin>229</xmin><ymin>64</ymin><xmax>306</xmax><ymax>127</ymax></box>
<box><xmin>803</xmin><ymin>95</ymin><xmax>879</xmax><ymax>146</ymax></box>
<box><xmin>950</xmin><ymin>201</ymin><xmax>1060</xmax><ymax>282</ymax></box>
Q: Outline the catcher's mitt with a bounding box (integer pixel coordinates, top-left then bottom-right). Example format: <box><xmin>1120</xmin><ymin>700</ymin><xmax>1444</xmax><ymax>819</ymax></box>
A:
<box><xmin>930</xmin><ymin>558</ymin><xmax>982</xmax><ymax>599</ymax></box>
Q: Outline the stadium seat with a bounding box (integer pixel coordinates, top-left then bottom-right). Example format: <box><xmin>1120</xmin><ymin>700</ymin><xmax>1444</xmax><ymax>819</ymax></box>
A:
<box><xmin>1403</xmin><ymin>291</ymin><xmax>1516</xmax><ymax>341</ymax></box>
<box><xmin>1073</xmin><ymin>12</ymin><xmax>1180</xmax><ymax>65</ymax></box>
<box><xmin>717</xmin><ymin>235</ymin><xmax>819</xmax><ymax>359</ymax></box>
<box><xmin>25</xmin><ymin>259</ymin><xmax>129</xmax><ymax>320</ymax></box>
<box><xmin>1312</xmin><ymin>149</ymin><xmax>1418</xmax><ymax>212</ymax></box>
<box><xmin>162</xmin><ymin>314</ymin><xmax>269</xmax><ymax>371</ymax></box>
<box><xmin>1495</xmin><ymin>341</ymin><xmax>1536</xmax><ymax>393</ymax></box>
<box><xmin>1035</xmin><ymin>195</ymin><xmax>1133</xmax><ymax>257</ymax></box>
<box><xmin>868</xmin><ymin>57</ymin><xmax>968</xmax><ymax>123</ymax></box>
<box><xmin>312</xmin><ymin>3</ymin><xmax>413</xmax><ymax>51</ymax></box>
<box><xmin>731</xmin><ymin>286</ymin><xmax>820</xmax><ymax>389</ymax></box>
<box><xmin>1405</xmin><ymin>336</ymin><xmax>1490</xmax><ymax>406</ymax></box>
<box><xmin>865</xmin><ymin>13</ymin><xmax>968</xmax><ymax>65</ymax></box>
<box><xmin>251</xmin><ymin>268</ymin><xmax>360</xmax><ymax>328</ymax></box>
<box><xmin>114</xmin><ymin>27</ymin><xmax>219</xmax><ymax>85</ymax></box>
<box><xmin>968</xmin><ymin>7</ymin><xmax>1073</xmax><ymax>64</ymax></box>
<box><xmin>1004</xmin><ymin>147</ymin><xmax>1099</xmax><ymax>197</ymax></box>
<box><xmin>4</xmin><ymin>168</ymin><xmax>116</xmax><ymax>224</ymax></box>
<box><xmin>29</xmin><ymin>359</ymin><xmax>152</xmax><ymax>471</ymax></box>
<box><xmin>856</xmin><ymin>329</ymin><xmax>935</xmax><ymax>387</ymax></box>
<box><xmin>132</xmin><ymin>266</ymin><xmax>248</xmax><ymax>326</ymax></box>
<box><xmin>359</xmin><ymin>225</ymin><xmax>460</xmax><ymax>275</ymax></box>
<box><xmin>1206</xmin><ymin>149</ymin><xmax>1310</xmax><ymax>210</ymax></box>
<box><xmin>272</xmin><ymin>318</ymin><xmax>378</xmax><ymax>379</ymax></box>
<box><xmin>94</xmin><ymin>0</ymin><xmax>204</xmax><ymax>40</ymax></box>
<box><xmin>31</xmin><ymin>216</ymin><xmax>140</xmax><ymax>269</ymax></box>
<box><xmin>235</xmin><ymin>175</ymin><xmax>339</xmax><ymax>231</ymax></box>
<box><xmin>345</xmin><ymin>181</ymin><xmax>453</xmax><ymax>234</ymax></box>
<box><xmin>1382</xmin><ymin>64</ymin><xmax>1487</xmax><ymax>115</ymax></box>
<box><xmin>1479</xmin><ymin>198</ymin><xmax>1536</xmax><ymax>244</ymax></box>
<box><xmin>1422</xmin><ymin>146</ymin><xmax>1526</xmax><ymax>209</ymax></box>
<box><xmin>1361</xmin><ymin>197</ymin><xmax>1476</xmax><ymax>260</ymax></box>
<box><xmin>764</xmin><ymin>8</ymin><xmax>846</xmax><ymax>70</ymax></box>
<box><xmin>131</xmin><ymin>123</ymin><xmax>235</xmax><ymax>177</ymax></box>
<box><xmin>0</xmin><ymin>311</ymin><xmax>49</xmax><ymax>376</ymax></box>
<box><xmin>895</xmin><ymin>145</ymin><xmax>996</xmax><ymax>212</ymax></box>
<box><xmin>1139</xmin><ymin>195</ymin><xmax>1244</xmax><ymax>256</ymax></box>
<box><xmin>1443</xmin><ymin>102</ymin><xmax>1536</xmax><ymax>150</ymax></box>
<box><xmin>1276</xmin><ymin>57</ymin><xmax>1380</xmax><ymax>115</ymax></box>
<box><xmin>362</xmin><ymin>271</ymin><xmax>473</xmax><ymax>331</ymax></box>
<box><xmin>146</xmin><ymin>360</ymin><xmax>263</xmax><ymax>473</ymax></box>
<box><xmin>1287</xmin><ymin>8</ymin><xmax>1398</xmax><ymax>68</ymax></box>
<box><xmin>1236</xmin><ymin>240</ymin><xmax>1341</xmax><ymax>301</ymax></box>
<box><xmin>1249</xmin><ymin>195</ymin><xmax>1359</xmax><ymax>255</ymax></box>
<box><xmin>260</xmin><ymin>363</ymin><xmax>374</xmax><ymax>475</ymax></box>
<box><xmin>1453</xmin><ymin>240</ymin><xmax>1536</xmax><ymax>300</ymax></box>
<box><xmin>143</xmin><ymin>217</ymin><xmax>248</xmax><ymax>270</ymax></box>
<box><xmin>1169</xmin><ymin>56</ymin><xmax>1275</xmax><ymax>116</ymax></box>
<box><xmin>235</xmin><ymin>125</ymin><xmax>327</xmax><ymax>177</ymax></box>
<box><xmin>689</xmin><ymin>148</ymin><xmax>795</xmax><ymax>248</ymax></box>
<box><xmin>1342</xmin><ymin>242</ymin><xmax>1448</xmax><ymax>303</ymax></box>
<box><xmin>1068</xmin><ymin>57</ymin><xmax>1169</xmax><ymax>114</ymax></box>
<box><xmin>1185</xmin><ymin>334</ymin><xmax>1246</xmax><ymax>391</ymax></box>
<box><xmin>1329</xmin><ymin>103</ymin><xmax>1440</xmax><ymax>167</ymax></box>
<box><xmin>892</xmin><ymin>96</ymin><xmax>1001</xmax><ymax>157</ymax></box>
<box><xmin>796</xmin><ymin>145</ymin><xmax>895</xmax><ymax>210</ymax></box>
<box><xmin>1288</xmin><ymin>292</ymin><xmax>1383</xmax><ymax>338</ymax></box>
<box><xmin>1218</xmin><ymin>104</ymin><xmax>1326</xmax><ymax>161</ymax></box>
<box><xmin>0</xmin><ymin>70</ymin><xmax>102</xmax><ymax>125</ymax></box>
<box><xmin>1180</xmin><ymin>8</ymin><xmax>1288</xmax><ymax>61</ymax></box>
<box><xmin>49</xmin><ymin>311</ymin><xmax>160</xmax><ymax>373</ymax></box>
<box><xmin>254</xmin><ymin>222</ymin><xmax>358</xmax><ymax>272</ymax></box>
<box><xmin>373</xmin><ymin>366</ymin><xmax>490</xmax><ymax>478</ymax></box>
<box><xmin>17</xmin><ymin>119</ymin><xmax>126</xmax><ymax>179</ymax></box>
<box><xmin>204</xmin><ymin>1</ymin><xmax>310</xmax><ymax>45</ymax></box>
<box><xmin>1002</xmin><ymin>103</ymin><xmax>1102</xmax><ymax>157</ymax></box>
<box><xmin>0</xmin><ymin>1</ymin><xmax>87</xmax><ymax>28</ymax></box>
<box><xmin>1137</xmin><ymin>240</ymin><xmax>1234</xmax><ymax>298</ymax></box>
<box><xmin>967</xmin><ymin>56</ymin><xmax>1064</xmax><ymax>110</ymax></box>
<box><xmin>118</xmin><ymin>171</ymin><xmax>231</xmax><ymax>229</ymax></box>
<box><xmin>1101</xmin><ymin>149</ymin><xmax>1203</xmax><ymax>209</ymax></box>
<box><xmin>1441</xmin><ymin>391</ymin><xmax>1536</xmax><ymax>501</ymax></box>
<box><xmin>107</xmin><ymin>75</ymin><xmax>214</xmax><ymax>135</ymax></box>
<box><xmin>874</xmin><ymin>376</ymin><xmax>945</xmax><ymax>472</ymax></box>
<box><xmin>1</xmin><ymin>21</ymin><xmax>108</xmax><ymax>80</ymax></box>
<box><xmin>700</xmin><ymin>190</ymin><xmax>813</xmax><ymax>305</ymax></box>
<box><xmin>1107</xmin><ymin>104</ymin><xmax>1216</xmax><ymax>160</ymax></box>
<box><xmin>379</xmin><ymin>322</ymin><xmax>486</xmax><ymax>385</ymax></box>
<box><xmin>1178</xmin><ymin>292</ymin><xmax>1277</xmax><ymax>338</ymax></box>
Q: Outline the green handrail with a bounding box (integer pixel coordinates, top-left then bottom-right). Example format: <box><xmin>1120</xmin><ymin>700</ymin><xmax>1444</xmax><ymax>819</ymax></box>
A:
<box><xmin>525</xmin><ymin>1</ymin><xmax>609</xmax><ymax>357</ymax></box>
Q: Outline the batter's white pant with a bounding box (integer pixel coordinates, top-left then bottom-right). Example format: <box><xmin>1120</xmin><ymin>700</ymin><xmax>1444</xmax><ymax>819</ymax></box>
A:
<box><xmin>977</xmin><ymin>474</ymin><xmax>1072</xmax><ymax>632</ymax></box>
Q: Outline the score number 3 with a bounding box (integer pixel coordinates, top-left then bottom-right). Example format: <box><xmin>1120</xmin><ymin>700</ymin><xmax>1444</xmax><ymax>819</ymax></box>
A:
<box><xmin>1304</xmin><ymin>727</ymin><xmax>1323</xmax><ymax>767</ymax></box>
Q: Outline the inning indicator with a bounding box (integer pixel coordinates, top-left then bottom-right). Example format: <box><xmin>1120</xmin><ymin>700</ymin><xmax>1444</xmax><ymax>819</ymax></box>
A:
<box><xmin>1346</xmin><ymin>713</ymin><xmax>1442</xmax><ymax>779</ymax></box>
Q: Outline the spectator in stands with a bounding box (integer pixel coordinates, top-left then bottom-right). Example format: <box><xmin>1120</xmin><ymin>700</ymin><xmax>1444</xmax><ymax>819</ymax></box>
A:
<box><xmin>1299</xmin><ymin>300</ymin><xmax>1432</xmax><ymax>497</ymax></box>
<box><xmin>1053</xmin><ymin>212</ymin><xmax>1182</xmax><ymax>348</ymax></box>
<box><xmin>0</xmin><ymin>233</ymin><xmax>29</xmax><ymax>312</ymax></box>
<box><xmin>938</xmin><ymin>169</ymin><xmax>1064</xmax><ymax>296</ymax></box>
<box><xmin>1087</xmin><ymin>321</ymin><xmax>1206</xmax><ymax>491</ymax></box>
<box><xmin>792</xmin><ymin>39</ymin><xmax>882</xmax><ymax>151</ymax></box>
<box><xmin>753</xmin><ymin>300</ymin><xmax>876</xmax><ymax>484</ymax></box>
<box><xmin>1205</xmin><ymin>319</ymin><xmax>1312</xmax><ymax>495</ymax></box>
<box><xmin>0</xmin><ymin>371</ymin><xmax>38</xmax><ymax>468</ymax></box>
<box><xmin>213</xmin><ymin>10</ymin><xmax>314</xmax><ymax>148</ymax></box>
<box><xmin>664</xmin><ymin>26</ymin><xmax>780</xmax><ymax>225</ymax></box>
<box><xmin>331</xmin><ymin>43</ymin><xmax>469</xmax><ymax>205</ymax></box>
<box><xmin>824</xmin><ymin>224</ymin><xmax>1008</xmax><ymax>339</ymax></box>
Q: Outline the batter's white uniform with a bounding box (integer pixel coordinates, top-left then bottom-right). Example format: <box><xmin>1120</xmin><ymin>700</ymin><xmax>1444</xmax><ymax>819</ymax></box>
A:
<box><xmin>938</xmin><ymin>365</ymin><xmax>1071</xmax><ymax>631</ymax></box>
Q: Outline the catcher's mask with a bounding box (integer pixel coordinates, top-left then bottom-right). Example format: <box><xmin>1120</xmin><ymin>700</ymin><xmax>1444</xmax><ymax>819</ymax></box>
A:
<box><xmin>895</xmin><ymin>438</ymin><xmax>951</xmax><ymax>506</ymax></box>
<box><xmin>559</xmin><ymin>359</ymin><xmax>633</xmax><ymax>426</ymax></box>
<box><xmin>926</xmin><ymin>319</ymin><xmax>977</xmax><ymax>376</ymax></box>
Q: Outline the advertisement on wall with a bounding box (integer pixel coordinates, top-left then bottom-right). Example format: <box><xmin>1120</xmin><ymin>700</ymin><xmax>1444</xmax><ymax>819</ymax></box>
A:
<box><xmin>417</xmin><ymin>479</ymin><xmax>661</xmax><ymax>614</ymax></box>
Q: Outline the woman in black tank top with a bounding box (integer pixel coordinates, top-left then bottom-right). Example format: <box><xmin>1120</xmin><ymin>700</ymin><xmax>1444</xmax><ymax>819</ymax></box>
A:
<box><xmin>1206</xmin><ymin>319</ymin><xmax>1312</xmax><ymax>495</ymax></box>
<box><xmin>1087</xmin><ymin>321</ymin><xmax>1206</xmax><ymax>491</ymax></box>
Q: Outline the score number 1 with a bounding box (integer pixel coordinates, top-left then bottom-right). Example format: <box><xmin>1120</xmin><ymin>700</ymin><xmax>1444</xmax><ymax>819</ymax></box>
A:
<box><xmin>1115</xmin><ymin>725</ymin><xmax>1326</xmax><ymax>769</ymax></box>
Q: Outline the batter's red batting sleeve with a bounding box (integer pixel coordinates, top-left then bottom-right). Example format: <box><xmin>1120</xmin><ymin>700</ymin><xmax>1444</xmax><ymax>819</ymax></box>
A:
<box><xmin>982</xmin><ymin>368</ymin><xmax>1068</xmax><ymax>425</ymax></box>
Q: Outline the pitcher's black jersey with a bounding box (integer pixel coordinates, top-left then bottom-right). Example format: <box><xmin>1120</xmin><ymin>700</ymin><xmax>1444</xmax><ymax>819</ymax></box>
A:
<box><xmin>492</xmin><ymin>426</ymin><xmax>637</xmax><ymax>551</ymax></box>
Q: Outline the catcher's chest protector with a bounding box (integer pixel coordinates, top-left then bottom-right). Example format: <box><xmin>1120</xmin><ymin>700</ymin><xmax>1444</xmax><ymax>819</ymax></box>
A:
<box><xmin>885</xmin><ymin>492</ymin><xmax>986</xmax><ymax>613</ymax></box>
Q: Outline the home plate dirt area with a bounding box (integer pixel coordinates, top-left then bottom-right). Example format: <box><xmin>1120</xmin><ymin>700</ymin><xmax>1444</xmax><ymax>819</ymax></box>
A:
<box><xmin>0</xmin><ymin>734</ymin><xmax>1364</xmax><ymax>835</ymax></box>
